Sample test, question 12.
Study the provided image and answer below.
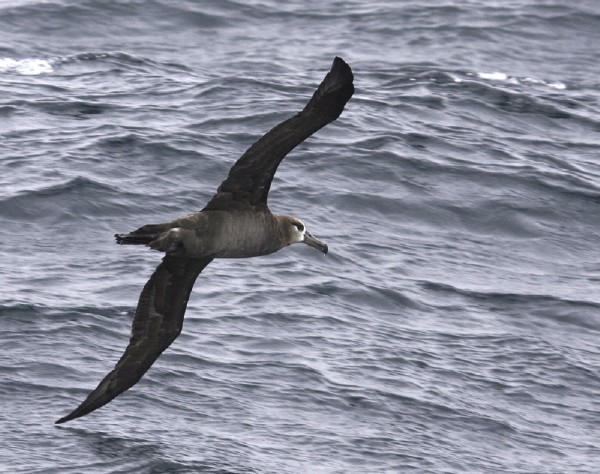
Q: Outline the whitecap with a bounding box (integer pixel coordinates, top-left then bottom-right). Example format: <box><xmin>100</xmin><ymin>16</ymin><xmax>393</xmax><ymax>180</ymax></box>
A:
<box><xmin>477</xmin><ymin>71</ymin><xmax>567</xmax><ymax>90</ymax></box>
<box><xmin>478</xmin><ymin>71</ymin><xmax>508</xmax><ymax>81</ymax></box>
<box><xmin>547</xmin><ymin>81</ymin><xmax>566</xmax><ymax>90</ymax></box>
<box><xmin>0</xmin><ymin>57</ymin><xmax>53</xmax><ymax>75</ymax></box>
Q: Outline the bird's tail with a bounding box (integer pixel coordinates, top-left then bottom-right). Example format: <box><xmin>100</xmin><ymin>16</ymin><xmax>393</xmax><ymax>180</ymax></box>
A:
<box><xmin>114</xmin><ymin>223</ymin><xmax>169</xmax><ymax>246</ymax></box>
<box><xmin>115</xmin><ymin>232</ymin><xmax>157</xmax><ymax>245</ymax></box>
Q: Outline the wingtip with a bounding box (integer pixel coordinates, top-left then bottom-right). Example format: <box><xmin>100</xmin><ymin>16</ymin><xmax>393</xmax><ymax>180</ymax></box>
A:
<box><xmin>55</xmin><ymin>409</ymin><xmax>82</xmax><ymax>425</ymax></box>
<box><xmin>333</xmin><ymin>56</ymin><xmax>347</xmax><ymax>66</ymax></box>
<box><xmin>331</xmin><ymin>56</ymin><xmax>353</xmax><ymax>81</ymax></box>
<box><xmin>301</xmin><ymin>55</ymin><xmax>354</xmax><ymax>118</ymax></box>
<box><xmin>55</xmin><ymin>392</ymin><xmax>104</xmax><ymax>425</ymax></box>
<box><xmin>55</xmin><ymin>414</ymin><xmax>71</xmax><ymax>425</ymax></box>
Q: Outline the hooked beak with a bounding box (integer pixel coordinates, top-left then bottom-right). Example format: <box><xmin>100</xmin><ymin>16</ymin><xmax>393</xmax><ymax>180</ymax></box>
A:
<box><xmin>303</xmin><ymin>231</ymin><xmax>328</xmax><ymax>254</ymax></box>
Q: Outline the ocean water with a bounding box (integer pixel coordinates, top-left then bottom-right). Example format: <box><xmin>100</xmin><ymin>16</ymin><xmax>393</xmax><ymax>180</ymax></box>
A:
<box><xmin>2</xmin><ymin>0</ymin><xmax>600</xmax><ymax>472</ymax></box>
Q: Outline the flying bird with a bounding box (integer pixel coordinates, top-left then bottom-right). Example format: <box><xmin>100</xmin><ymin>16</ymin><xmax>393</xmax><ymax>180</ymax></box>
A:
<box><xmin>56</xmin><ymin>57</ymin><xmax>354</xmax><ymax>424</ymax></box>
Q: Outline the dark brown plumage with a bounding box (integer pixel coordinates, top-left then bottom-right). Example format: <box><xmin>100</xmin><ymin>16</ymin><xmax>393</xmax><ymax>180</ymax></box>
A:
<box><xmin>56</xmin><ymin>57</ymin><xmax>353</xmax><ymax>424</ymax></box>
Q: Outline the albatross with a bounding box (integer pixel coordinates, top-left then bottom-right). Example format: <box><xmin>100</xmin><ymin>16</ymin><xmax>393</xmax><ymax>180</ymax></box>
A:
<box><xmin>56</xmin><ymin>56</ymin><xmax>354</xmax><ymax>424</ymax></box>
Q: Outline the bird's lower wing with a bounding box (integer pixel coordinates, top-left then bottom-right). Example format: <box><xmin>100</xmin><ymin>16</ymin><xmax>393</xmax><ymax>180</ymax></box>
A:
<box><xmin>56</xmin><ymin>255</ymin><xmax>213</xmax><ymax>424</ymax></box>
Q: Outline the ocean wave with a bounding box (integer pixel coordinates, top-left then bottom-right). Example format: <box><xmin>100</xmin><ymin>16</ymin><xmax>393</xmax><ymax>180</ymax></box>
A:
<box><xmin>450</xmin><ymin>80</ymin><xmax>572</xmax><ymax>120</ymax></box>
<box><xmin>56</xmin><ymin>51</ymin><xmax>194</xmax><ymax>75</ymax></box>
<box><xmin>420</xmin><ymin>281</ymin><xmax>600</xmax><ymax>331</ymax></box>
<box><xmin>379</xmin><ymin>65</ymin><xmax>572</xmax><ymax>96</ymax></box>
<box><xmin>0</xmin><ymin>176</ymin><xmax>135</xmax><ymax>222</ymax></box>
<box><xmin>0</xmin><ymin>57</ymin><xmax>53</xmax><ymax>75</ymax></box>
<box><xmin>379</xmin><ymin>65</ymin><xmax>587</xmax><ymax>130</ymax></box>
<box><xmin>474</xmin><ymin>71</ymin><xmax>566</xmax><ymax>90</ymax></box>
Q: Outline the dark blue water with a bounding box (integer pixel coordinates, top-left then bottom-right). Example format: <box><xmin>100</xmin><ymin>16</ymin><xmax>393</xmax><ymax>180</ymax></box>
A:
<box><xmin>2</xmin><ymin>1</ymin><xmax>599</xmax><ymax>472</ymax></box>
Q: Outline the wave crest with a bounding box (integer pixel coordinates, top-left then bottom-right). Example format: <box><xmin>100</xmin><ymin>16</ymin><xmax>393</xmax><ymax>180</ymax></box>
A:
<box><xmin>0</xmin><ymin>57</ymin><xmax>53</xmax><ymax>75</ymax></box>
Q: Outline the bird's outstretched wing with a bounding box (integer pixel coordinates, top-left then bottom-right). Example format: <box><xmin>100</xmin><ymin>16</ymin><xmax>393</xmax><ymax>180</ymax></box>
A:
<box><xmin>56</xmin><ymin>256</ymin><xmax>212</xmax><ymax>424</ymax></box>
<box><xmin>202</xmin><ymin>56</ymin><xmax>354</xmax><ymax>212</ymax></box>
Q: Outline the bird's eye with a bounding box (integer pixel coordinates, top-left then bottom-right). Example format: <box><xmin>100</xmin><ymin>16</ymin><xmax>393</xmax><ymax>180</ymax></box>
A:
<box><xmin>295</xmin><ymin>223</ymin><xmax>304</xmax><ymax>231</ymax></box>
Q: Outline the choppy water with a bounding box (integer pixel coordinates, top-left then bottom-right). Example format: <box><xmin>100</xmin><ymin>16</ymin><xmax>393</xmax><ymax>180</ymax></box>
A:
<box><xmin>2</xmin><ymin>1</ymin><xmax>600</xmax><ymax>472</ymax></box>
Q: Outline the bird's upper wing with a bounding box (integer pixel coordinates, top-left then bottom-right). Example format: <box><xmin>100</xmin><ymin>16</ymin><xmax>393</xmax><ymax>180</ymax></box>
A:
<box><xmin>56</xmin><ymin>255</ymin><xmax>212</xmax><ymax>424</ymax></box>
<box><xmin>202</xmin><ymin>56</ymin><xmax>354</xmax><ymax>212</ymax></box>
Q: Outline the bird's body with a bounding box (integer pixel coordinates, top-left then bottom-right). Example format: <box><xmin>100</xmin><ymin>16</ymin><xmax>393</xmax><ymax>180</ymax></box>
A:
<box><xmin>56</xmin><ymin>56</ymin><xmax>354</xmax><ymax>424</ymax></box>
<box><xmin>118</xmin><ymin>211</ymin><xmax>308</xmax><ymax>259</ymax></box>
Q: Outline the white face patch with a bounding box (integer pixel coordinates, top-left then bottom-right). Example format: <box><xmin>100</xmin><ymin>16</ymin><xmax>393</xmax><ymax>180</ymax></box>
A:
<box><xmin>287</xmin><ymin>219</ymin><xmax>305</xmax><ymax>244</ymax></box>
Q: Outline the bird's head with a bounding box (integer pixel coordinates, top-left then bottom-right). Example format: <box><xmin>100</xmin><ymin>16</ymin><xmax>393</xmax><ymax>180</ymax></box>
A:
<box><xmin>277</xmin><ymin>215</ymin><xmax>328</xmax><ymax>254</ymax></box>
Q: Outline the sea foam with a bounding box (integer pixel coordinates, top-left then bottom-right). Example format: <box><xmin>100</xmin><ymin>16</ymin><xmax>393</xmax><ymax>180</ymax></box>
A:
<box><xmin>0</xmin><ymin>57</ymin><xmax>53</xmax><ymax>75</ymax></box>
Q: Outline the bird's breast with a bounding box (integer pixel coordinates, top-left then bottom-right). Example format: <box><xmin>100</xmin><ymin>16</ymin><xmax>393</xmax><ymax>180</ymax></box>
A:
<box><xmin>179</xmin><ymin>211</ymin><xmax>283</xmax><ymax>259</ymax></box>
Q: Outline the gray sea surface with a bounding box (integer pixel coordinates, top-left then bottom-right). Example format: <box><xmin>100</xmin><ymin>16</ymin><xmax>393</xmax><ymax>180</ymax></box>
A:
<box><xmin>1</xmin><ymin>1</ymin><xmax>599</xmax><ymax>472</ymax></box>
